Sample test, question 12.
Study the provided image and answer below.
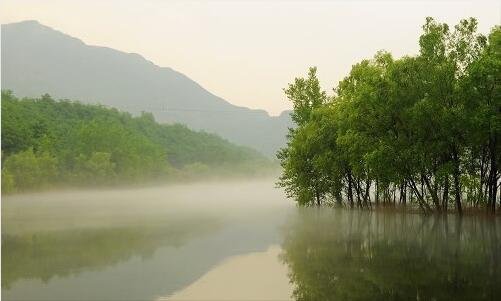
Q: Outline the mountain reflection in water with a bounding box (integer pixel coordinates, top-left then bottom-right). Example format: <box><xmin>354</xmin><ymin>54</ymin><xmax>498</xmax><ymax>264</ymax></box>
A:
<box><xmin>1</xmin><ymin>180</ymin><xmax>292</xmax><ymax>301</ymax></box>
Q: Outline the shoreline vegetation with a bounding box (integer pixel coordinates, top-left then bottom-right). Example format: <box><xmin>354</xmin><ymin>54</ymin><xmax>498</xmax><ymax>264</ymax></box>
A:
<box><xmin>278</xmin><ymin>17</ymin><xmax>500</xmax><ymax>214</ymax></box>
<box><xmin>1</xmin><ymin>91</ymin><xmax>277</xmax><ymax>194</ymax></box>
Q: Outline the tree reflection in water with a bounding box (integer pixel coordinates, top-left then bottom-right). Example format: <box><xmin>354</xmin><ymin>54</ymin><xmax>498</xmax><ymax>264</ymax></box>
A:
<box><xmin>2</xmin><ymin>217</ymin><xmax>220</xmax><ymax>289</ymax></box>
<box><xmin>281</xmin><ymin>209</ymin><xmax>500</xmax><ymax>301</ymax></box>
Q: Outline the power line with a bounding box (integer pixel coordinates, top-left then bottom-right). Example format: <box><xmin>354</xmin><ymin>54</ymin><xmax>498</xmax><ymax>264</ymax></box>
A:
<box><xmin>118</xmin><ymin>106</ymin><xmax>274</xmax><ymax>114</ymax></box>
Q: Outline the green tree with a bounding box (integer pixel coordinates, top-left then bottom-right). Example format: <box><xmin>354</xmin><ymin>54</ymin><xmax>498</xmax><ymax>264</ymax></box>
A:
<box><xmin>278</xmin><ymin>67</ymin><xmax>328</xmax><ymax>206</ymax></box>
<box><xmin>277</xmin><ymin>17</ymin><xmax>500</xmax><ymax>213</ymax></box>
<box><xmin>2</xmin><ymin>148</ymin><xmax>58</xmax><ymax>190</ymax></box>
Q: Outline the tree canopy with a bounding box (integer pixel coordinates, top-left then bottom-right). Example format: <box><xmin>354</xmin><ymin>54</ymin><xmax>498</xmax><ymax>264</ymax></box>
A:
<box><xmin>278</xmin><ymin>18</ymin><xmax>500</xmax><ymax>213</ymax></box>
<box><xmin>1</xmin><ymin>91</ymin><xmax>271</xmax><ymax>193</ymax></box>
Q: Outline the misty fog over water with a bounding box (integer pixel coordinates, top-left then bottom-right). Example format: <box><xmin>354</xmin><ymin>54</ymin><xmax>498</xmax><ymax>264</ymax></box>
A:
<box><xmin>2</xmin><ymin>179</ymin><xmax>294</xmax><ymax>300</ymax></box>
<box><xmin>2</xmin><ymin>179</ymin><xmax>500</xmax><ymax>300</ymax></box>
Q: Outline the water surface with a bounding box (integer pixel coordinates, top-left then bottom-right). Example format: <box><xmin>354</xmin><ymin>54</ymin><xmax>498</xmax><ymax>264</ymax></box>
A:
<box><xmin>282</xmin><ymin>209</ymin><xmax>501</xmax><ymax>301</ymax></box>
<box><xmin>2</xmin><ymin>180</ymin><xmax>500</xmax><ymax>300</ymax></box>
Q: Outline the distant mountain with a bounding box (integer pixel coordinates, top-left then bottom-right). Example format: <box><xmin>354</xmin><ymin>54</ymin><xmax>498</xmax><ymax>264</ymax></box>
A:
<box><xmin>1</xmin><ymin>20</ymin><xmax>292</xmax><ymax>157</ymax></box>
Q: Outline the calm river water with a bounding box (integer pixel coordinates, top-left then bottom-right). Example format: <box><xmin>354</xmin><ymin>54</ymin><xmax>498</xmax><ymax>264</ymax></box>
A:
<box><xmin>2</xmin><ymin>179</ymin><xmax>500</xmax><ymax>300</ymax></box>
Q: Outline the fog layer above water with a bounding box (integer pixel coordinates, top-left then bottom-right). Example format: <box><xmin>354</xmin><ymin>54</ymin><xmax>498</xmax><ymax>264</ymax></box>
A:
<box><xmin>2</xmin><ymin>179</ymin><xmax>500</xmax><ymax>301</ymax></box>
<box><xmin>2</xmin><ymin>179</ymin><xmax>293</xmax><ymax>300</ymax></box>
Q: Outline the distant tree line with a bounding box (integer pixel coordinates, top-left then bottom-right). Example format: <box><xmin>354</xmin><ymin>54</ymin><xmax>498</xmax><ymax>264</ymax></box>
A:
<box><xmin>278</xmin><ymin>18</ymin><xmax>500</xmax><ymax>213</ymax></box>
<box><xmin>1</xmin><ymin>91</ymin><xmax>271</xmax><ymax>193</ymax></box>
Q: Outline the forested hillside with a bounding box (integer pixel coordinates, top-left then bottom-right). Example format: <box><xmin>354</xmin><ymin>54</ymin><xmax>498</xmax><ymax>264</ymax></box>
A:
<box><xmin>1</xmin><ymin>20</ymin><xmax>292</xmax><ymax>156</ymax></box>
<box><xmin>278</xmin><ymin>18</ymin><xmax>500</xmax><ymax>213</ymax></box>
<box><xmin>1</xmin><ymin>91</ymin><xmax>271</xmax><ymax>193</ymax></box>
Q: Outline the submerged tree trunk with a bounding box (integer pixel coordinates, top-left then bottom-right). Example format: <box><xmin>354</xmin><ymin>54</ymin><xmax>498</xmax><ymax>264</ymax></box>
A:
<box><xmin>334</xmin><ymin>187</ymin><xmax>343</xmax><ymax>206</ymax></box>
<box><xmin>399</xmin><ymin>181</ymin><xmax>407</xmax><ymax>206</ymax></box>
<box><xmin>347</xmin><ymin>171</ymin><xmax>354</xmax><ymax>208</ymax></box>
<box><xmin>392</xmin><ymin>185</ymin><xmax>397</xmax><ymax>207</ymax></box>
<box><xmin>452</xmin><ymin>149</ymin><xmax>462</xmax><ymax>215</ymax></box>
<box><xmin>409</xmin><ymin>177</ymin><xmax>431</xmax><ymax>213</ymax></box>
<box><xmin>443</xmin><ymin>176</ymin><xmax>449</xmax><ymax>212</ymax></box>
<box><xmin>423</xmin><ymin>174</ymin><xmax>441</xmax><ymax>211</ymax></box>
<box><xmin>355</xmin><ymin>178</ymin><xmax>362</xmax><ymax>208</ymax></box>
<box><xmin>488</xmin><ymin>134</ymin><xmax>497</xmax><ymax>213</ymax></box>
<box><xmin>363</xmin><ymin>179</ymin><xmax>371</xmax><ymax>208</ymax></box>
<box><xmin>479</xmin><ymin>148</ymin><xmax>487</xmax><ymax>206</ymax></box>
<box><xmin>315</xmin><ymin>186</ymin><xmax>321</xmax><ymax>206</ymax></box>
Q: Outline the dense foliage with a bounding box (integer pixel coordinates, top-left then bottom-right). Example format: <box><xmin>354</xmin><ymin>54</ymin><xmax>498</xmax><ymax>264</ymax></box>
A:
<box><xmin>1</xmin><ymin>91</ymin><xmax>271</xmax><ymax>193</ymax></box>
<box><xmin>278</xmin><ymin>18</ymin><xmax>500</xmax><ymax>213</ymax></box>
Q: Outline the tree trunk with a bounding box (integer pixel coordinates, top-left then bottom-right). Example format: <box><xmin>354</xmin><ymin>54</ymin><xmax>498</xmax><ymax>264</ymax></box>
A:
<box><xmin>479</xmin><ymin>148</ymin><xmax>487</xmax><ymax>206</ymax></box>
<box><xmin>399</xmin><ymin>181</ymin><xmax>407</xmax><ymax>205</ymax></box>
<box><xmin>363</xmin><ymin>179</ymin><xmax>371</xmax><ymax>207</ymax></box>
<box><xmin>443</xmin><ymin>176</ymin><xmax>449</xmax><ymax>212</ymax></box>
<box><xmin>452</xmin><ymin>149</ymin><xmax>462</xmax><ymax>215</ymax></box>
<box><xmin>409</xmin><ymin>177</ymin><xmax>431</xmax><ymax>213</ymax></box>
<box><xmin>488</xmin><ymin>133</ymin><xmax>497</xmax><ymax>213</ymax></box>
<box><xmin>355</xmin><ymin>178</ymin><xmax>362</xmax><ymax>208</ymax></box>
<box><xmin>423</xmin><ymin>174</ymin><xmax>441</xmax><ymax>211</ymax></box>
<box><xmin>347</xmin><ymin>171</ymin><xmax>354</xmax><ymax>208</ymax></box>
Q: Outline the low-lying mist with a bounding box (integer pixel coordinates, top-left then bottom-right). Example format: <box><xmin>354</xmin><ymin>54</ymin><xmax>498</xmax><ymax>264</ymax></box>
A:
<box><xmin>2</xmin><ymin>177</ymin><xmax>290</xmax><ymax>234</ymax></box>
<box><xmin>2</xmin><ymin>178</ymin><xmax>293</xmax><ymax>297</ymax></box>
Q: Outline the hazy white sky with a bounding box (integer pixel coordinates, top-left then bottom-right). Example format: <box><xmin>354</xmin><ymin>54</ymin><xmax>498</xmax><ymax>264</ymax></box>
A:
<box><xmin>1</xmin><ymin>0</ymin><xmax>500</xmax><ymax>115</ymax></box>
